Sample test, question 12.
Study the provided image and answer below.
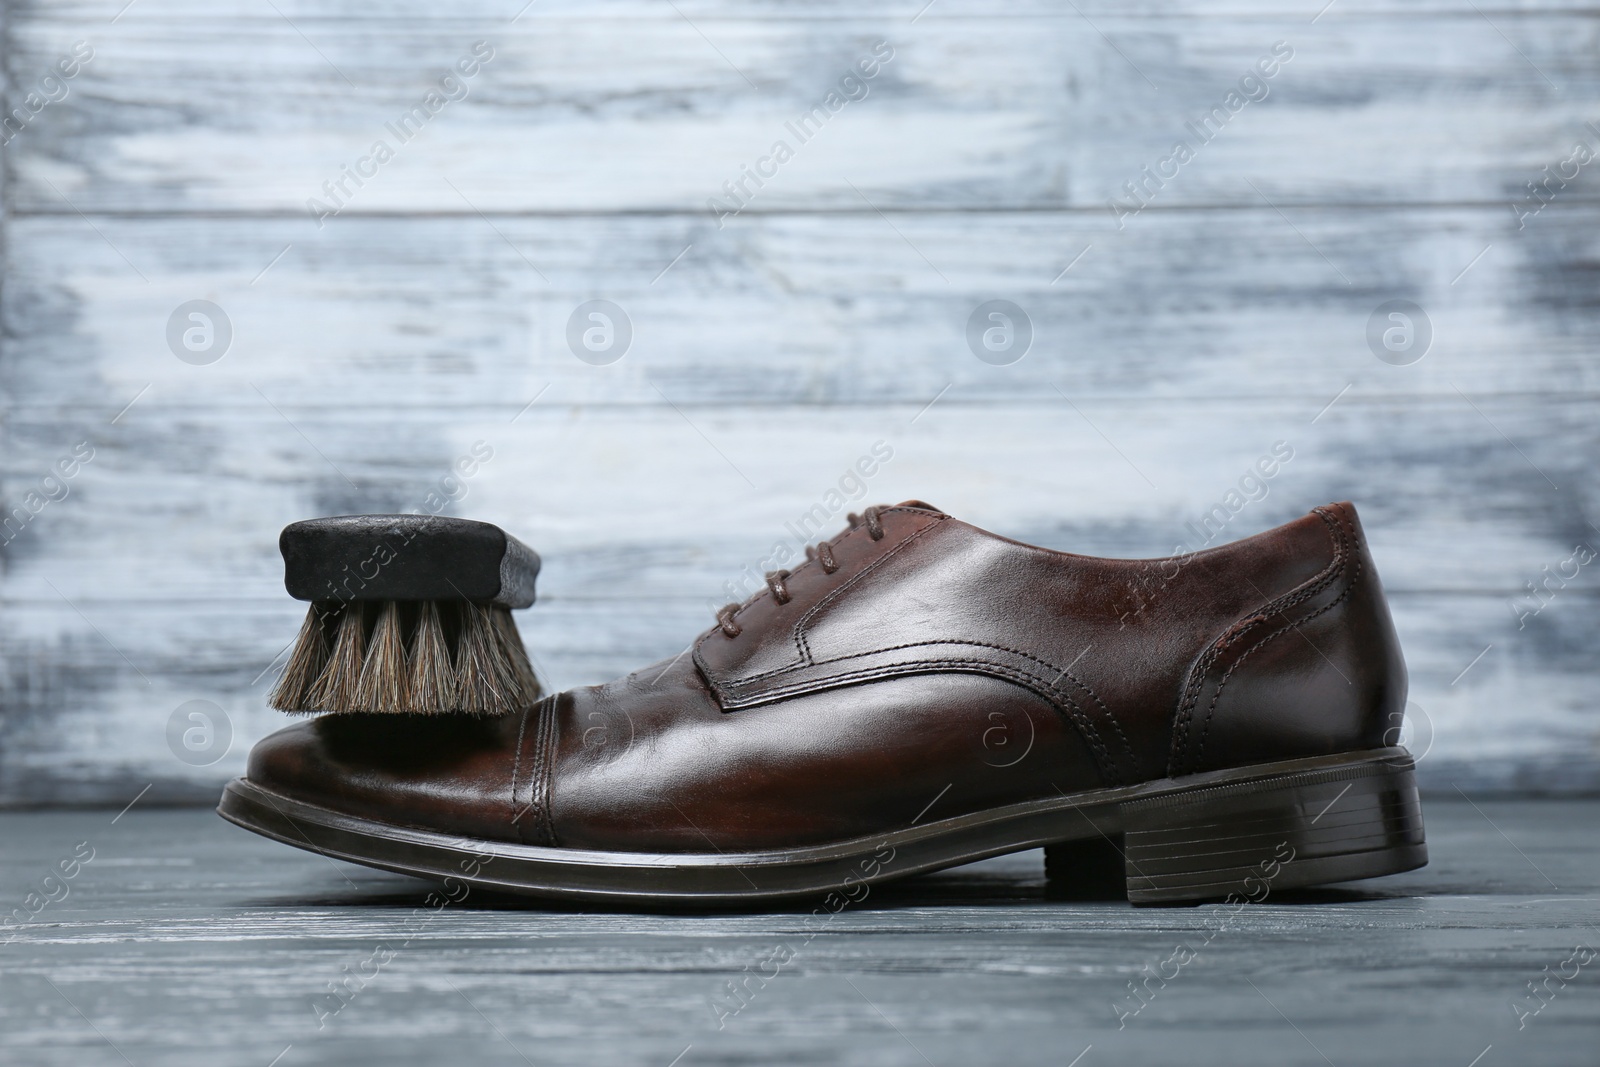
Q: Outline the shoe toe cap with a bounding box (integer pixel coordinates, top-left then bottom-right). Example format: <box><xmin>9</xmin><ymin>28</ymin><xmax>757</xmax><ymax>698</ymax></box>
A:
<box><xmin>245</xmin><ymin>712</ymin><xmax>527</xmax><ymax>843</ymax></box>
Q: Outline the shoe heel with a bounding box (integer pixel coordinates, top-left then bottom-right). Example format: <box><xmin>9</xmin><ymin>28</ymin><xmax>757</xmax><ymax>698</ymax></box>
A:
<box><xmin>1119</xmin><ymin>753</ymin><xmax>1426</xmax><ymax>905</ymax></box>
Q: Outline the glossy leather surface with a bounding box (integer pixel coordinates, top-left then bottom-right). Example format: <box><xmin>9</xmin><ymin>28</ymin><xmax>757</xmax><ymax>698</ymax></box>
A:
<box><xmin>247</xmin><ymin>501</ymin><xmax>1408</xmax><ymax>852</ymax></box>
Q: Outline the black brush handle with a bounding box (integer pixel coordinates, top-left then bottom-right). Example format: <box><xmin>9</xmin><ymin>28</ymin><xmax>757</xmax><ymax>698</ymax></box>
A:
<box><xmin>280</xmin><ymin>515</ymin><xmax>539</xmax><ymax>607</ymax></box>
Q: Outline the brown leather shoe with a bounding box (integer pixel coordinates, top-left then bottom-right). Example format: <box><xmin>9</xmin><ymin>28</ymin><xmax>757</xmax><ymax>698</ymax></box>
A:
<box><xmin>220</xmin><ymin>501</ymin><xmax>1425</xmax><ymax>905</ymax></box>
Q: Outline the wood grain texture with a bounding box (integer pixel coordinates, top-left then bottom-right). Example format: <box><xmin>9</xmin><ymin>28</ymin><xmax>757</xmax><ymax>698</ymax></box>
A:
<box><xmin>2</xmin><ymin>394</ymin><xmax>1595</xmax><ymax>801</ymax></box>
<box><xmin>4</xmin><ymin>209</ymin><xmax>1598</xmax><ymax>408</ymax></box>
<box><xmin>9</xmin><ymin>7</ymin><xmax>1600</xmax><ymax>213</ymax></box>
<box><xmin>1</xmin><ymin>1</ymin><xmax>1596</xmax><ymax>803</ymax></box>
<box><xmin>0</xmin><ymin>802</ymin><xmax>1596</xmax><ymax>1066</ymax></box>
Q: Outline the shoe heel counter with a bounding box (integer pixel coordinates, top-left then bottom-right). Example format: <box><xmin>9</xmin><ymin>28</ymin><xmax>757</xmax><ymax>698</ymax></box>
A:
<box><xmin>1173</xmin><ymin>502</ymin><xmax>1409</xmax><ymax>775</ymax></box>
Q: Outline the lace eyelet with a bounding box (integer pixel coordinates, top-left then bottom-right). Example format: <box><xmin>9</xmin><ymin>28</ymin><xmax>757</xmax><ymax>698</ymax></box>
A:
<box><xmin>711</xmin><ymin>505</ymin><xmax>888</xmax><ymax>633</ymax></box>
<box><xmin>862</xmin><ymin>505</ymin><xmax>885</xmax><ymax>541</ymax></box>
<box><xmin>807</xmin><ymin>542</ymin><xmax>840</xmax><ymax>575</ymax></box>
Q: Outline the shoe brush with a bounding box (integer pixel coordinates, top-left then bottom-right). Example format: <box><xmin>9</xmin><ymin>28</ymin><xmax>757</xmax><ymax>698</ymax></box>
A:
<box><xmin>269</xmin><ymin>515</ymin><xmax>542</xmax><ymax>716</ymax></box>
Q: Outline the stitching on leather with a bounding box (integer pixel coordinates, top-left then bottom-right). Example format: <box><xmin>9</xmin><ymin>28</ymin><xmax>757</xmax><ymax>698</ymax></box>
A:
<box><xmin>719</xmin><ymin>653</ymin><xmax>1121</xmax><ymax>780</ymax></box>
<box><xmin>784</xmin><ymin>505</ymin><xmax>948</xmax><ymax>598</ymax></box>
<box><xmin>515</xmin><ymin>695</ymin><xmax>550</xmax><ymax>845</ymax></box>
<box><xmin>1058</xmin><ymin>669</ymin><xmax>1139</xmax><ymax>783</ymax></box>
<box><xmin>1174</xmin><ymin>505</ymin><xmax>1358</xmax><ymax>775</ymax></box>
<box><xmin>508</xmin><ymin>702</ymin><xmax>530</xmax><ymax>832</ymax></box>
<box><xmin>729</xmin><ymin>636</ymin><xmax>1071</xmax><ymax>682</ymax></box>
<box><xmin>722</xmin><ymin>656</ymin><xmax>1118</xmax><ymax>772</ymax></box>
<box><xmin>1169</xmin><ymin>509</ymin><xmax>1346</xmax><ymax>764</ymax></box>
<box><xmin>533</xmin><ymin>696</ymin><xmax>560</xmax><ymax>847</ymax></box>
<box><xmin>1170</xmin><ymin>507</ymin><xmax>1349</xmax><ymax>772</ymax></box>
<box><xmin>1181</xmin><ymin>509</ymin><xmax>1352</xmax><ymax>771</ymax></box>
<box><xmin>725</xmin><ymin>655</ymin><xmax>1052</xmax><ymax>702</ymax></box>
<box><xmin>721</xmin><ymin>635</ymin><xmax>1136</xmax><ymax>784</ymax></box>
<box><xmin>1061</xmin><ymin>694</ymin><xmax>1116</xmax><ymax>781</ymax></box>
<box><xmin>514</xmin><ymin>695</ymin><xmax>558</xmax><ymax>847</ymax></box>
<box><xmin>718</xmin><ymin>629</ymin><xmax>1135</xmax><ymax>786</ymax></box>
<box><xmin>792</xmin><ymin>509</ymin><xmax>945</xmax><ymax>664</ymax></box>
<box><xmin>692</xmin><ymin>507</ymin><xmax>1136</xmax><ymax>784</ymax></box>
<box><xmin>1191</xmin><ymin>554</ymin><xmax>1361</xmax><ymax>768</ymax></box>
<box><xmin>1054</xmin><ymin>693</ymin><xmax>1117</xmax><ymax>782</ymax></box>
<box><xmin>691</xmin><ymin>507</ymin><xmax>943</xmax><ymax>670</ymax></box>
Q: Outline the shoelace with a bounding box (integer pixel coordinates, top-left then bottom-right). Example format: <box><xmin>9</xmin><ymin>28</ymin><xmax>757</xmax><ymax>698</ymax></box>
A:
<box><xmin>714</xmin><ymin>506</ymin><xmax>886</xmax><ymax>638</ymax></box>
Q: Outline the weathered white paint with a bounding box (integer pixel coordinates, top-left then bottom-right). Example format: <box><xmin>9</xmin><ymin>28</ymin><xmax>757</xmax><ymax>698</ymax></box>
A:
<box><xmin>4</xmin><ymin>209</ymin><xmax>1595</xmax><ymax>408</ymax></box>
<box><xmin>0</xmin><ymin>1</ymin><xmax>1595</xmax><ymax>803</ymax></box>
<box><xmin>11</xmin><ymin>10</ymin><xmax>1600</xmax><ymax>213</ymax></box>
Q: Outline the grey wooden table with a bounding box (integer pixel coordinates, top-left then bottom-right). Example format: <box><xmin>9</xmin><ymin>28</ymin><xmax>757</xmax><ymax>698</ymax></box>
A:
<box><xmin>1</xmin><ymin>797</ymin><xmax>1594</xmax><ymax>1066</ymax></box>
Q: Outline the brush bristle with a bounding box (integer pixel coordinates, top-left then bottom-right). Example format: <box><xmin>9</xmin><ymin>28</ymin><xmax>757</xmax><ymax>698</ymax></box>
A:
<box><xmin>269</xmin><ymin>602</ymin><xmax>337</xmax><ymax>711</ymax></box>
<box><xmin>353</xmin><ymin>600</ymin><xmax>408</xmax><ymax>712</ymax></box>
<box><xmin>454</xmin><ymin>602</ymin><xmax>508</xmax><ymax>715</ymax></box>
<box><xmin>491</xmin><ymin>605</ymin><xmax>540</xmax><ymax>707</ymax></box>
<box><xmin>308</xmin><ymin>603</ymin><xmax>369</xmax><ymax>713</ymax></box>
<box><xmin>272</xmin><ymin>597</ymin><xmax>539</xmax><ymax>716</ymax></box>
<box><xmin>407</xmin><ymin>600</ymin><xmax>456</xmax><ymax>715</ymax></box>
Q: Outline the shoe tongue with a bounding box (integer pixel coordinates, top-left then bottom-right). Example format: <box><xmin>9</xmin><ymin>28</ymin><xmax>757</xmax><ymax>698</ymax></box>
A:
<box><xmin>893</xmin><ymin>499</ymin><xmax>941</xmax><ymax>512</ymax></box>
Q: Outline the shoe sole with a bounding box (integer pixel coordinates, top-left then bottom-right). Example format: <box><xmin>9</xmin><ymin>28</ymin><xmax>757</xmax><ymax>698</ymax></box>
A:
<box><xmin>217</xmin><ymin>746</ymin><xmax>1425</xmax><ymax>907</ymax></box>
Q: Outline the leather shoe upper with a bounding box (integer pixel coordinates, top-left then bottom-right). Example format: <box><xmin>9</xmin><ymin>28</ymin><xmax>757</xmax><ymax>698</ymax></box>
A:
<box><xmin>247</xmin><ymin>501</ymin><xmax>1407</xmax><ymax>853</ymax></box>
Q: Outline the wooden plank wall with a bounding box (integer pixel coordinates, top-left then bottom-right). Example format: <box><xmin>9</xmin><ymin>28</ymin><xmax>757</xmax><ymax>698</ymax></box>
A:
<box><xmin>0</xmin><ymin>1</ymin><xmax>1596</xmax><ymax>804</ymax></box>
